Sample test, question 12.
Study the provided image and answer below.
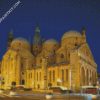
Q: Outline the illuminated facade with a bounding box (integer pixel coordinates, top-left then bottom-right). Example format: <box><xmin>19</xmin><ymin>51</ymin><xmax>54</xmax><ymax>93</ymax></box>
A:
<box><xmin>0</xmin><ymin>26</ymin><xmax>97</xmax><ymax>90</ymax></box>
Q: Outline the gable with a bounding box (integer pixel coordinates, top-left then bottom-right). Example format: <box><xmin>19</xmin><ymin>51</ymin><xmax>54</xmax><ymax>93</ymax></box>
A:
<box><xmin>79</xmin><ymin>43</ymin><xmax>95</xmax><ymax>61</ymax></box>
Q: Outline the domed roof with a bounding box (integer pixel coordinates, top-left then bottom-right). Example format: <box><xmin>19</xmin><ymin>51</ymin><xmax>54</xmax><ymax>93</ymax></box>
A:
<box><xmin>11</xmin><ymin>37</ymin><xmax>30</xmax><ymax>50</ymax></box>
<box><xmin>13</xmin><ymin>37</ymin><xmax>29</xmax><ymax>43</ymax></box>
<box><xmin>62</xmin><ymin>31</ymin><xmax>81</xmax><ymax>40</ymax></box>
<box><xmin>44</xmin><ymin>39</ymin><xmax>58</xmax><ymax>45</ymax></box>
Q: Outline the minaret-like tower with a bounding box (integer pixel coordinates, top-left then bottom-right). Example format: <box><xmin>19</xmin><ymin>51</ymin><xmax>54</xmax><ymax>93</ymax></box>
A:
<box><xmin>33</xmin><ymin>25</ymin><xmax>42</xmax><ymax>56</ymax></box>
<box><xmin>7</xmin><ymin>30</ymin><xmax>14</xmax><ymax>49</ymax></box>
<box><xmin>81</xmin><ymin>27</ymin><xmax>86</xmax><ymax>43</ymax></box>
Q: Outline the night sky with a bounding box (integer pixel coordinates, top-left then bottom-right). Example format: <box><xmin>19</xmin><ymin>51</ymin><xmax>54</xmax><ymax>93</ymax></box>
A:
<box><xmin>0</xmin><ymin>0</ymin><xmax>100</xmax><ymax>72</ymax></box>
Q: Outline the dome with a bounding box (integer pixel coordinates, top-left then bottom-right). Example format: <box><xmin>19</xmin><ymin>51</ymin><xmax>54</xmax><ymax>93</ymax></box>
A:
<box><xmin>43</xmin><ymin>39</ymin><xmax>59</xmax><ymax>51</ymax></box>
<box><xmin>44</xmin><ymin>39</ymin><xmax>58</xmax><ymax>45</ymax></box>
<box><xmin>62</xmin><ymin>31</ymin><xmax>82</xmax><ymax>40</ymax></box>
<box><xmin>11</xmin><ymin>37</ymin><xmax>30</xmax><ymax>50</ymax></box>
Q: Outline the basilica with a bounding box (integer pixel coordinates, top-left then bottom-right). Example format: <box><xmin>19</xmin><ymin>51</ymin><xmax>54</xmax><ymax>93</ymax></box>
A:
<box><xmin>0</xmin><ymin>26</ymin><xmax>97</xmax><ymax>91</ymax></box>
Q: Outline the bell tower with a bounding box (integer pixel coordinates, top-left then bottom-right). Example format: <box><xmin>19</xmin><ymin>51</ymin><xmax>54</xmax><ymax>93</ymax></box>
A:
<box><xmin>7</xmin><ymin>30</ymin><xmax>14</xmax><ymax>49</ymax></box>
<box><xmin>33</xmin><ymin>24</ymin><xmax>42</xmax><ymax>56</ymax></box>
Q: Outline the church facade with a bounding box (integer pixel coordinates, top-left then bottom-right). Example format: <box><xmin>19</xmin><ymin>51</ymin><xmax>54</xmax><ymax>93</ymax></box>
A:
<box><xmin>0</xmin><ymin>26</ymin><xmax>97</xmax><ymax>91</ymax></box>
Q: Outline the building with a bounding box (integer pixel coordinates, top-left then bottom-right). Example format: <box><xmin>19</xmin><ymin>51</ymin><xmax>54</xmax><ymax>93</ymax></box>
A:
<box><xmin>0</xmin><ymin>26</ymin><xmax>97</xmax><ymax>91</ymax></box>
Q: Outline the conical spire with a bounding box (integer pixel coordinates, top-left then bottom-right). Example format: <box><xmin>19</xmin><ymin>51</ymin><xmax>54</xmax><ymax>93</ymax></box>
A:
<box><xmin>33</xmin><ymin>24</ymin><xmax>41</xmax><ymax>45</ymax></box>
<box><xmin>81</xmin><ymin>27</ymin><xmax>86</xmax><ymax>43</ymax></box>
<box><xmin>81</xmin><ymin>27</ymin><xmax>86</xmax><ymax>37</ymax></box>
<box><xmin>7</xmin><ymin>29</ymin><xmax>14</xmax><ymax>48</ymax></box>
<box><xmin>35</xmin><ymin>23</ymin><xmax>40</xmax><ymax>33</ymax></box>
<box><xmin>32</xmin><ymin>24</ymin><xmax>42</xmax><ymax>56</ymax></box>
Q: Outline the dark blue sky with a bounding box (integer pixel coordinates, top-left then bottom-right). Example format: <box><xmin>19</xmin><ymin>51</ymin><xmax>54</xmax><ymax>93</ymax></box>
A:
<box><xmin>0</xmin><ymin>0</ymin><xmax>100</xmax><ymax>72</ymax></box>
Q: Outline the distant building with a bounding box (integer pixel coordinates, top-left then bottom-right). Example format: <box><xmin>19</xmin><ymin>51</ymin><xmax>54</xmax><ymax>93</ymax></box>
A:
<box><xmin>1</xmin><ymin>26</ymin><xmax>97</xmax><ymax>91</ymax></box>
